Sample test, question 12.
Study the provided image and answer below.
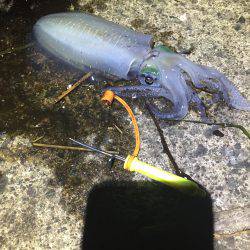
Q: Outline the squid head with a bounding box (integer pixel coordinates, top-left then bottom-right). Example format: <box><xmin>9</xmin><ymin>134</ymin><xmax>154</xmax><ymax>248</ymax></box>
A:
<box><xmin>115</xmin><ymin>44</ymin><xmax>250</xmax><ymax>119</ymax></box>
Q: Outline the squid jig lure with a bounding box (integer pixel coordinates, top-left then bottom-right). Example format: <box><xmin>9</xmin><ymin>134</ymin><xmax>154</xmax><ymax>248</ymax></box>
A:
<box><xmin>34</xmin><ymin>12</ymin><xmax>250</xmax><ymax>119</ymax></box>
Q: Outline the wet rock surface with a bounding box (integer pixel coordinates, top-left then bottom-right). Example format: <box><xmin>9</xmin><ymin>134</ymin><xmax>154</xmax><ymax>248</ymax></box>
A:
<box><xmin>0</xmin><ymin>0</ymin><xmax>249</xmax><ymax>249</ymax></box>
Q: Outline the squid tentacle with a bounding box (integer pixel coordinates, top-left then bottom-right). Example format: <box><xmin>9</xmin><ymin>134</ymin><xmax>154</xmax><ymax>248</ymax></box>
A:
<box><xmin>107</xmin><ymin>84</ymin><xmax>189</xmax><ymax>119</ymax></box>
<box><xmin>147</xmin><ymin>95</ymin><xmax>188</xmax><ymax>120</ymax></box>
<box><xmin>201</xmin><ymin>67</ymin><xmax>250</xmax><ymax>111</ymax></box>
<box><xmin>178</xmin><ymin>59</ymin><xmax>250</xmax><ymax>111</ymax></box>
<box><xmin>190</xmin><ymin>90</ymin><xmax>208</xmax><ymax>121</ymax></box>
<box><xmin>179</xmin><ymin>61</ymin><xmax>206</xmax><ymax>89</ymax></box>
<box><xmin>104</xmin><ymin>85</ymin><xmax>168</xmax><ymax>99</ymax></box>
<box><xmin>149</xmin><ymin>81</ymin><xmax>189</xmax><ymax>119</ymax></box>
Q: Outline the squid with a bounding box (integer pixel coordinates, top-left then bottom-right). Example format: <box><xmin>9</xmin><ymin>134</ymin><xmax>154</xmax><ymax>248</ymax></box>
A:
<box><xmin>34</xmin><ymin>12</ymin><xmax>250</xmax><ymax>119</ymax></box>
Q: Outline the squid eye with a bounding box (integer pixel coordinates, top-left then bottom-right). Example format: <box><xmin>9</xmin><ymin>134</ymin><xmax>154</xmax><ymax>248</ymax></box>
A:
<box><xmin>145</xmin><ymin>76</ymin><xmax>154</xmax><ymax>85</ymax></box>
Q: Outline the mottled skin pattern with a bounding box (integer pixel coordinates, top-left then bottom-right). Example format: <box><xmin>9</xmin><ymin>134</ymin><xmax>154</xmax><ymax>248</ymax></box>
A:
<box><xmin>34</xmin><ymin>12</ymin><xmax>250</xmax><ymax>120</ymax></box>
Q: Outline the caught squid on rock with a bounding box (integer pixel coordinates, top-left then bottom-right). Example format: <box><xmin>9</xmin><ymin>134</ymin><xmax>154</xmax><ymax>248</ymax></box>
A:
<box><xmin>33</xmin><ymin>12</ymin><xmax>250</xmax><ymax>120</ymax></box>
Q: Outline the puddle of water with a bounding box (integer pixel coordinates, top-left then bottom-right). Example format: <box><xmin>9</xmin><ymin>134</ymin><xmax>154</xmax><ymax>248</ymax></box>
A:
<box><xmin>0</xmin><ymin>1</ymin><xmax>134</xmax><ymax>216</ymax></box>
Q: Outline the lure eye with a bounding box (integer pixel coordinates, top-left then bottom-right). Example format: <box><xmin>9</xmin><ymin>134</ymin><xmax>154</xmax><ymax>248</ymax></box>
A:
<box><xmin>145</xmin><ymin>76</ymin><xmax>154</xmax><ymax>85</ymax></box>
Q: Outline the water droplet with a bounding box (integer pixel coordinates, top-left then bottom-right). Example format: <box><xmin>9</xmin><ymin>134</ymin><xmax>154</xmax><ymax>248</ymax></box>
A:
<box><xmin>179</xmin><ymin>13</ymin><xmax>187</xmax><ymax>22</ymax></box>
<box><xmin>67</xmin><ymin>84</ymin><xmax>72</xmax><ymax>89</ymax></box>
<box><xmin>132</xmin><ymin>93</ymin><xmax>137</xmax><ymax>99</ymax></box>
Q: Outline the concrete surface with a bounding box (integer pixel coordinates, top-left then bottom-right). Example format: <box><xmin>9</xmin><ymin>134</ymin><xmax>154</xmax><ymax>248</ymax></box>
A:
<box><xmin>0</xmin><ymin>0</ymin><xmax>249</xmax><ymax>249</ymax></box>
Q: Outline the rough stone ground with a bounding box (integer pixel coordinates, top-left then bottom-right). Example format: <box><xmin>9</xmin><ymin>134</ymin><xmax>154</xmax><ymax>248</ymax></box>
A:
<box><xmin>0</xmin><ymin>0</ymin><xmax>249</xmax><ymax>249</ymax></box>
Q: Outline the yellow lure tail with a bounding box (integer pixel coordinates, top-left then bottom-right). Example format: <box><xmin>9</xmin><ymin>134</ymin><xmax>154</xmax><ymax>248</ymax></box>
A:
<box><xmin>124</xmin><ymin>155</ymin><xmax>206</xmax><ymax>197</ymax></box>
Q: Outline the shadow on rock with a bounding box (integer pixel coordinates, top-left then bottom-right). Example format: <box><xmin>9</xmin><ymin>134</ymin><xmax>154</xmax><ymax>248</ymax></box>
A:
<box><xmin>0</xmin><ymin>0</ymin><xmax>79</xmax><ymax>19</ymax></box>
<box><xmin>0</xmin><ymin>0</ymin><xmax>81</xmax><ymax>134</ymax></box>
<box><xmin>82</xmin><ymin>181</ymin><xmax>213</xmax><ymax>250</ymax></box>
